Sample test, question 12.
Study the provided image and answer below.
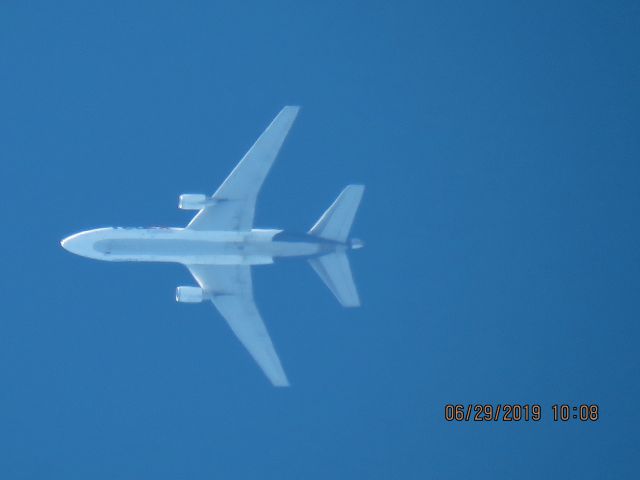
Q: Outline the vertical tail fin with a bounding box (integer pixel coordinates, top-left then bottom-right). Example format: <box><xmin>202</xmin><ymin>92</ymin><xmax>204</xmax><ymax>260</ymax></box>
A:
<box><xmin>309</xmin><ymin>185</ymin><xmax>365</xmax><ymax>242</ymax></box>
<box><xmin>308</xmin><ymin>185</ymin><xmax>364</xmax><ymax>307</ymax></box>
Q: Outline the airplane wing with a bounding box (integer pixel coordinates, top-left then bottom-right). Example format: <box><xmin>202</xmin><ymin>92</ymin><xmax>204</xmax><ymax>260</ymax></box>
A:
<box><xmin>187</xmin><ymin>106</ymin><xmax>300</xmax><ymax>231</ymax></box>
<box><xmin>186</xmin><ymin>264</ymin><xmax>289</xmax><ymax>387</ymax></box>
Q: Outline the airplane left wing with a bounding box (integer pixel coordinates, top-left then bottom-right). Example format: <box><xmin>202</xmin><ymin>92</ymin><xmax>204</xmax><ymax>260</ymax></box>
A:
<box><xmin>187</xmin><ymin>106</ymin><xmax>300</xmax><ymax>231</ymax></box>
<box><xmin>186</xmin><ymin>264</ymin><xmax>289</xmax><ymax>387</ymax></box>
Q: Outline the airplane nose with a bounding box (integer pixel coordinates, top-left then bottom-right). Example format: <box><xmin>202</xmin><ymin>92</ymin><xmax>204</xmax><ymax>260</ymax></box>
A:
<box><xmin>61</xmin><ymin>235</ymin><xmax>78</xmax><ymax>254</ymax></box>
<box><xmin>60</xmin><ymin>233</ymin><xmax>93</xmax><ymax>257</ymax></box>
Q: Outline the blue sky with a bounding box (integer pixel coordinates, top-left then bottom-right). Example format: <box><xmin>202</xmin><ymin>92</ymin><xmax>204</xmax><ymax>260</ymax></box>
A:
<box><xmin>1</xmin><ymin>1</ymin><xmax>639</xmax><ymax>478</ymax></box>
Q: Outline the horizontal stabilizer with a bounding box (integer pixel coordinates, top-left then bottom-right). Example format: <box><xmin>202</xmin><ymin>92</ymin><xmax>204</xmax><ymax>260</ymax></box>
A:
<box><xmin>309</xmin><ymin>185</ymin><xmax>364</xmax><ymax>242</ymax></box>
<box><xmin>309</xmin><ymin>253</ymin><xmax>360</xmax><ymax>307</ymax></box>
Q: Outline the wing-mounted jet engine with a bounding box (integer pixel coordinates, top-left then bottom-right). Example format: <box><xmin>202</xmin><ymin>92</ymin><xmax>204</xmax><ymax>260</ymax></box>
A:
<box><xmin>176</xmin><ymin>286</ymin><xmax>206</xmax><ymax>303</ymax></box>
<box><xmin>178</xmin><ymin>194</ymin><xmax>214</xmax><ymax>210</ymax></box>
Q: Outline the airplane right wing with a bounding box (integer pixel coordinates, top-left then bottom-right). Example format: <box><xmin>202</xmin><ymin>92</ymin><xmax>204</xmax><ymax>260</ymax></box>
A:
<box><xmin>187</xmin><ymin>106</ymin><xmax>300</xmax><ymax>232</ymax></box>
<box><xmin>186</xmin><ymin>264</ymin><xmax>289</xmax><ymax>387</ymax></box>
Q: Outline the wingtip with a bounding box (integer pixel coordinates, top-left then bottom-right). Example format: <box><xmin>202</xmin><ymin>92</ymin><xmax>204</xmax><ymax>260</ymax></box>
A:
<box><xmin>282</xmin><ymin>105</ymin><xmax>301</xmax><ymax>115</ymax></box>
<box><xmin>272</xmin><ymin>378</ymin><xmax>290</xmax><ymax>387</ymax></box>
<box><xmin>271</xmin><ymin>106</ymin><xmax>300</xmax><ymax>126</ymax></box>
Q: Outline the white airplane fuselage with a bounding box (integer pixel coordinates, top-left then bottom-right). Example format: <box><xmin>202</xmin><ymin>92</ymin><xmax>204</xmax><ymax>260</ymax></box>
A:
<box><xmin>61</xmin><ymin>227</ymin><xmax>353</xmax><ymax>265</ymax></box>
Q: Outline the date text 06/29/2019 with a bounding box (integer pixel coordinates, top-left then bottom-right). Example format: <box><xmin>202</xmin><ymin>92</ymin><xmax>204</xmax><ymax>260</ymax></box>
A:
<box><xmin>444</xmin><ymin>404</ymin><xmax>599</xmax><ymax>422</ymax></box>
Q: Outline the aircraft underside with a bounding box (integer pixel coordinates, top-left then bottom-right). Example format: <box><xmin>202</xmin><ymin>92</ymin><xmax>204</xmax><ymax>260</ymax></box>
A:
<box><xmin>61</xmin><ymin>106</ymin><xmax>364</xmax><ymax>386</ymax></box>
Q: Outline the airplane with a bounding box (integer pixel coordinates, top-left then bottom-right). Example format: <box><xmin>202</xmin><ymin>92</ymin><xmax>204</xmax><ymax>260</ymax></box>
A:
<box><xmin>61</xmin><ymin>106</ymin><xmax>364</xmax><ymax>387</ymax></box>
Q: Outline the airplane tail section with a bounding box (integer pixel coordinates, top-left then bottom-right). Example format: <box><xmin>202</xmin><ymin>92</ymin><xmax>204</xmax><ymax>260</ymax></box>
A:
<box><xmin>309</xmin><ymin>253</ymin><xmax>360</xmax><ymax>307</ymax></box>
<box><xmin>308</xmin><ymin>185</ymin><xmax>364</xmax><ymax>307</ymax></box>
<box><xmin>309</xmin><ymin>185</ymin><xmax>365</xmax><ymax>242</ymax></box>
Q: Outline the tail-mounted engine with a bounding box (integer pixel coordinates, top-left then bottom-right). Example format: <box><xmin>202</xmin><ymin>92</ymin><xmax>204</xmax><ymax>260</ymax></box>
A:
<box><xmin>178</xmin><ymin>194</ymin><xmax>211</xmax><ymax>210</ymax></box>
<box><xmin>176</xmin><ymin>286</ymin><xmax>205</xmax><ymax>303</ymax></box>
